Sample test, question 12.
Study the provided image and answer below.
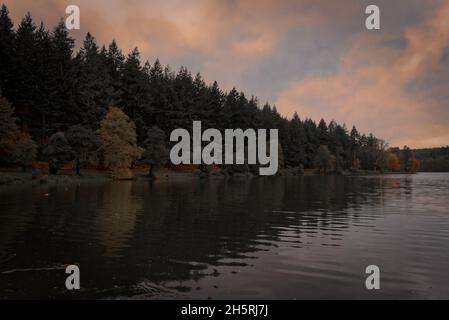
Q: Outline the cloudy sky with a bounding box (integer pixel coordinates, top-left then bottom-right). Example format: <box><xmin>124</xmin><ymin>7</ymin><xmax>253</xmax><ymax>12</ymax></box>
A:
<box><xmin>4</xmin><ymin>0</ymin><xmax>449</xmax><ymax>147</ymax></box>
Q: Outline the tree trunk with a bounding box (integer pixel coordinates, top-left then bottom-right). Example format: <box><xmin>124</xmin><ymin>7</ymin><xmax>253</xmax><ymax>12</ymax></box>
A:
<box><xmin>42</xmin><ymin>113</ymin><xmax>46</xmax><ymax>146</ymax></box>
<box><xmin>75</xmin><ymin>158</ymin><xmax>81</xmax><ymax>175</ymax></box>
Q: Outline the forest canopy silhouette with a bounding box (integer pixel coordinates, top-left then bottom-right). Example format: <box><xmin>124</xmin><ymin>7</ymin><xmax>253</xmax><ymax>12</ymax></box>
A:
<box><xmin>0</xmin><ymin>5</ymin><xmax>422</xmax><ymax>174</ymax></box>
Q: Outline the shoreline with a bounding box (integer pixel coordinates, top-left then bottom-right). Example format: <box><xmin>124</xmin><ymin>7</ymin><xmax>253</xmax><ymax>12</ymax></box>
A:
<box><xmin>0</xmin><ymin>167</ymin><xmax>419</xmax><ymax>187</ymax></box>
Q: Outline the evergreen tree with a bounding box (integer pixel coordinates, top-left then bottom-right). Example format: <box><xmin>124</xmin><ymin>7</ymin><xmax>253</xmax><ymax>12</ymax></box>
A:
<box><xmin>46</xmin><ymin>21</ymin><xmax>77</xmax><ymax>135</ymax></box>
<box><xmin>148</xmin><ymin>59</ymin><xmax>169</xmax><ymax>131</ymax></box>
<box><xmin>76</xmin><ymin>33</ymin><xmax>114</xmax><ymax>128</ymax></box>
<box><xmin>286</xmin><ymin>112</ymin><xmax>306</xmax><ymax>167</ymax></box>
<box><xmin>32</xmin><ymin>22</ymin><xmax>54</xmax><ymax>143</ymax></box>
<box><xmin>105</xmin><ymin>39</ymin><xmax>125</xmax><ymax>100</ymax></box>
<box><xmin>120</xmin><ymin>47</ymin><xmax>149</xmax><ymax>141</ymax></box>
<box><xmin>0</xmin><ymin>5</ymin><xmax>15</xmax><ymax>96</ymax></box>
<box><xmin>317</xmin><ymin>119</ymin><xmax>328</xmax><ymax>146</ymax></box>
<box><xmin>303</xmin><ymin>118</ymin><xmax>319</xmax><ymax>167</ymax></box>
<box><xmin>223</xmin><ymin>88</ymin><xmax>240</xmax><ymax>128</ymax></box>
<box><xmin>350</xmin><ymin>126</ymin><xmax>360</xmax><ymax>169</ymax></box>
<box><xmin>10</xmin><ymin>13</ymin><xmax>38</xmax><ymax>127</ymax></box>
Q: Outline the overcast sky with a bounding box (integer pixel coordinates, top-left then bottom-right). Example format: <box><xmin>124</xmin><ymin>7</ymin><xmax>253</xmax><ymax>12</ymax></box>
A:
<box><xmin>4</xmin><ymin>0</ymin><xmax>449</xmax><ymax>148</ymax></box>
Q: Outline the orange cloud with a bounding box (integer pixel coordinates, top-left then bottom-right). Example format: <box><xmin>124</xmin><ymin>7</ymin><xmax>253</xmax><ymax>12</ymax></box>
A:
<box><xmin>4</xmin><ymin>0</ymin><xmax>331</xmax><ymax>88</ymax></box>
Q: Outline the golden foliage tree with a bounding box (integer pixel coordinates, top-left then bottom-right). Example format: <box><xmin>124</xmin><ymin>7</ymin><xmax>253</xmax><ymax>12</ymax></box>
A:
<box><xmin>97</xmin><ymin>106</ymin><xmax>142</xmax><ymax>179</ymax></box>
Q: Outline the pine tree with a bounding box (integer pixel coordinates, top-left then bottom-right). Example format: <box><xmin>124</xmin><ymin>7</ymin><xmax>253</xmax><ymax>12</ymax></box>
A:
<box><xmin>105</xmin><ymin>40</ymin><xmax>125</xmax><ymax>104</ymax></box>
<box><xmin>317</xmin><ymin>119</ymin><xmax>328</xmax><ymax>146</ymax></box>
<box><xmin>303</xmin><ymin>118</ymin><xmax>319</xmax><ymax>167</ymax></box>
<box><xmin>10</xmin><ymin>13</ymin><xmax>38</xmax><ymax>127</ymax></box>
<box><xmin>76</xmin><ymin>33</ymin><xmax>114</xmax><ymax>128</ymax></box>
<box><xmin>47</xmin><ymin>21</ymin><xmax>77</xmax><ymax>134</ymax></box>
<box><xmin>106</xmin><ymin>40</ymin><xmax>125</xmax><ymax>81</ymax></box>
<box><xmin>286</xmin><ymin>112</ymin><xmax>306</xmax><ymax>167</ymax></box>
<box><xmin>0</xmin><ymin>5</ymin><xmax>15</xmax><ymax>96</ymax></box>
<box><xmin>148</xmin><ymin>59</ymin><xmax>167</xmax><ymax>130</ymax></box>
<box><xmin>350</xmin><ymin>126</ymin><xmax>360</xmax><ymax>169</ymax></box>
<box><xmin>170</xmin><ymin>66</ymin><xmax>195</xmax><ymax>130</ymax></box>
<box><xmin>223</xmin><ymin>88</ymin><xmax>240</xmax><ymax>128</ymax></box>
<box><xmin>33</xmin><ymin>22</ymin><xmax>53</xmax><ymax>143</ymax></box>
<box><xmin>120</xmin><ymin>47</ymin><xmax>150</xmax><ymax>141</ymax></box>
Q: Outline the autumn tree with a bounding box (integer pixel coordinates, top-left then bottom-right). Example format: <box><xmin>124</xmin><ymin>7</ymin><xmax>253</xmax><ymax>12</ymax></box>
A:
<box><xmin>388</xmin><ymin>153</ymin><xmax>401</xmax><ymax>172</ymax></box>
<box><xmin>97</xmin><ymin>106</ymin><xmax>142</xmax><ymax>179</ymax></box>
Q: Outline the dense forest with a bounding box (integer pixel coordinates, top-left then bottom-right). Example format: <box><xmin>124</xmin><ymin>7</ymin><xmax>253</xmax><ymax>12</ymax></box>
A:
<box><xmin>0</xmin><ymin>6</ymin><xmax>423</xmax><ymax>177</ymax></box>
<box><xmin>413</xmin><ymin>147</ymin><xmax>449</xmax><ymax>172</ymax></box>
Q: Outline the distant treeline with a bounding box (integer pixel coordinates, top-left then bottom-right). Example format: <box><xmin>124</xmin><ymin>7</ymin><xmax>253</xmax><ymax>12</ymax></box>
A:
<box><xmin>0</xmin><ymin>5</ymin><xmax>425</xmax><ymax>174</ymax></box>
<box><xmin>413</xmin><ymin>147</ymin><xmax>449</xmax><ymax>172</ymax></box>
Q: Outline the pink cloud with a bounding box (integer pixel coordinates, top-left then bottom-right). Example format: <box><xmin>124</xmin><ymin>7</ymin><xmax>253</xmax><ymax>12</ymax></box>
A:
<box><xmin>4</xmin><ymin>0</ymin><xmax>331</xmax><ymax>88</ymax></box>
<box><xmin>276</xmin><ymin>2</ymin><xmax>449</xmax><ymax>148</ymax></box>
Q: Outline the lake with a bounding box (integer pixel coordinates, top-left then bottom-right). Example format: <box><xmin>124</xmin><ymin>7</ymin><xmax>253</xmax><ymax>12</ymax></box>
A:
<box><xmin>1</xmin><ymin>173</ymin><xmax>449</xmax><ymax>299</ymax></box>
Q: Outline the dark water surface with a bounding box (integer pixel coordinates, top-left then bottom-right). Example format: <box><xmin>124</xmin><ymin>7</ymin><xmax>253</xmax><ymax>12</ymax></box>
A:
<box><xmin>1</xmin><ymin>173</ymin><xmax>449</xmax><ymax>299</ymax></box>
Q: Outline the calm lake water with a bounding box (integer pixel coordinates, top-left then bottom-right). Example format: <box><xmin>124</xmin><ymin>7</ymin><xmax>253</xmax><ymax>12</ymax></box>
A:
<box><xmin>1</xmin><ymin>173</ymin><xmax>449</xmax><ymax>299</ymax></box>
